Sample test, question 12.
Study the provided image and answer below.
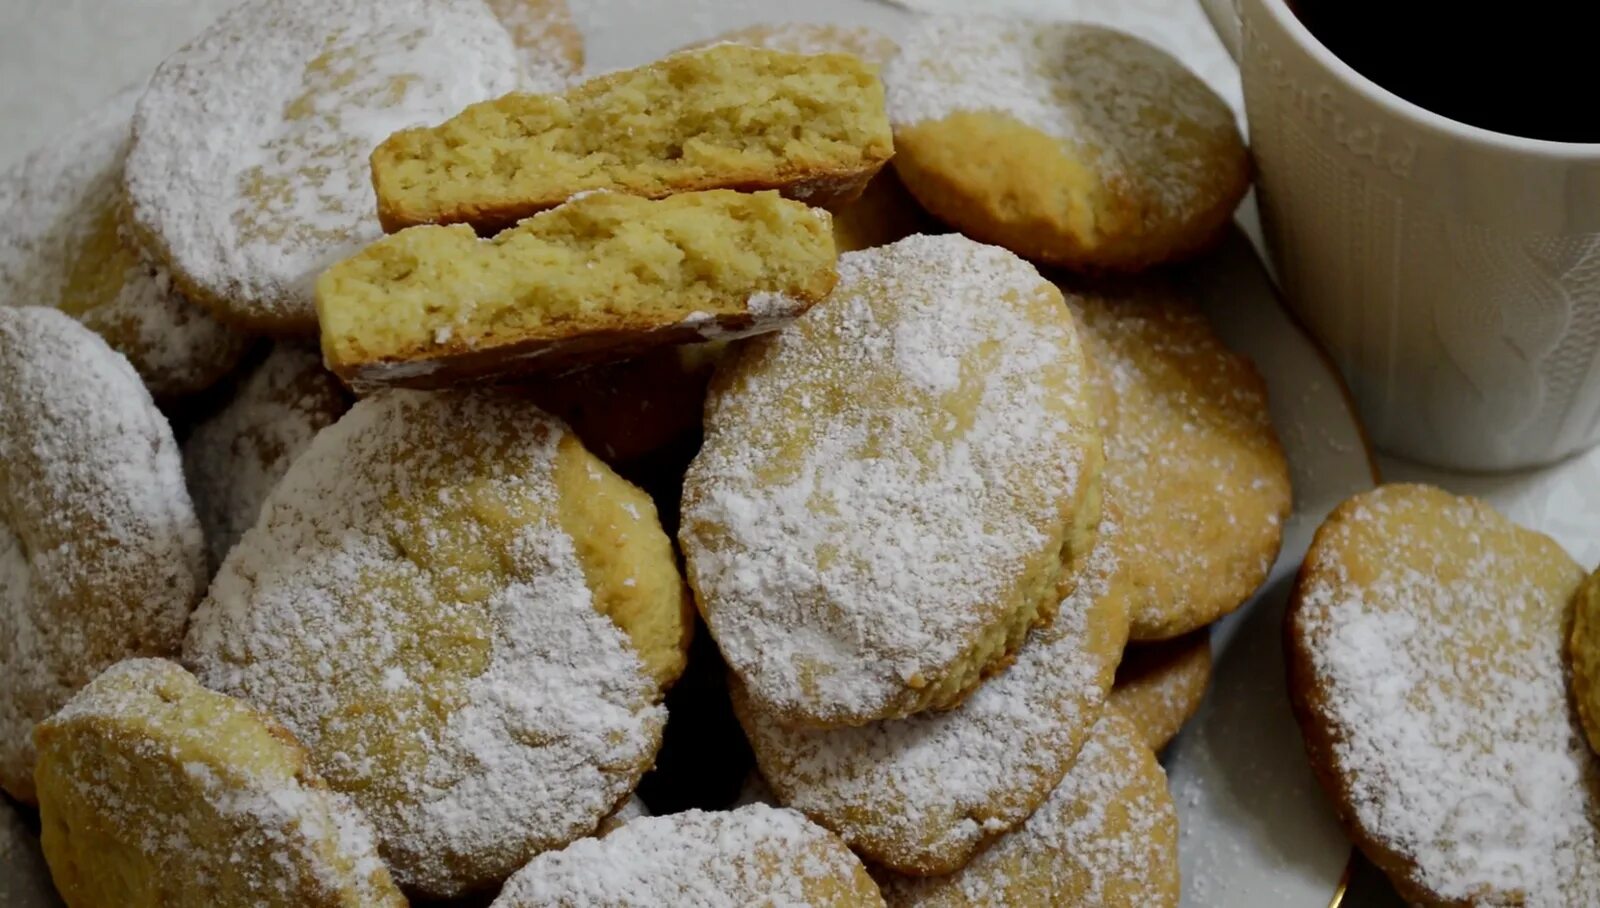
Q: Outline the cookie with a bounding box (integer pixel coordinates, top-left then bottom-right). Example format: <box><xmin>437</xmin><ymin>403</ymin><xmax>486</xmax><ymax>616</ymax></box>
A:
<box><xmin>1</xmin><ymin>803</ymin><xmax>58</xmax><ymax>908</ymax></box>
<box><xmin>885</xmin><ymin>17</ymin><xmax>1247</xmax><ymax>271</ymax></box>
<box><xmin>0</xmin><ymin>308</ymin><xmax>205</xmax><ymax>803</ymax></box>
<box><xmin>1288</xmin><ymin>483</ymin><xmax>1600</xmax><ymax>906</ymax></box>
<box><xmin>124</xmin><ymin>0</ymin><xmax>533</xmax><ymax>334</ymax></box>
<box><xmin>525</xmin><ymin>343</ymin><xmax>723</xmax><ymax>467</ymax></box>
<box><xmin>1109</xmin><ymin>631</ymin><xmax>1212</xmax><ymax>751</ymax></box>
<box><xmin>682</xmin><ymin>234</ymin><xmax>1102</xmax><ymax>729</ymax></box>
<box><xmin>485</xmin><ymin>0</ymin><xmax>584</xmax><ymax>83</ymax></box>
<box><xmin>317</xmin><ymin>190</ymin><xmax>836</xmax><ymax>392</ymax></box>
<box><xmin>733</xmin><ymin>504</ymin><xmax>1128</xmax><ymax>874</ymax></box>
<box><xmin>182</xmin><ymin>343</ymin><xmax>351</xmax><ymax>569</ymax></box>
<box><xmin>879</xmin><ymin>709</ymin><xmax>1179</xmax><ymax>907</ymax></box>
<box><xmin>1073</xmin><ymin>280</ymin><xmax>1290</xmax><ymax>640</ymax></box>
<box><xmin>0</xmin><ymin>89</ymin><xmax>245</xmax><ymax>398</ymax></box>
<box><xmin>492</xmin><ymin>804</ymin><xmax>885</xmax><ymax>907</ymax></box>
<box><xmin>183</xmin><ymin>390</ymin><xmax>692</xmax><ymax>896</ymax></box>
<box><xmin>371</xmin><ymin>44</ymin><xmax>894</xmax><ymax>234</ymax></box>
<box><xmin>34</xmin><ymin>659</ymin><xmax>403</xmax><ymax>907</ymax></box>
<box><xmin>1571</xmin><ymin>566</ymin><xmax>1600</xmax><ymax>755</ymax></box>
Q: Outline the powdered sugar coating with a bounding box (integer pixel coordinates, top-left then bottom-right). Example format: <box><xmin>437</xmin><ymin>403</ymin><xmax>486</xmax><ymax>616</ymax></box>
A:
<box><xmin>183</xmin><ymin>343</ymin><xmax>349</xmax><ymax>568</ymax></box>
<box><xmin>493</xmin><ymin>804</ymin><xmax>885</xmax><ymax>907</ymax></box>
<box><xmin>881</xmin><ymin>709</ymin><xmax>1178</xmax><ymax>907</ymax></box>
<box><xmin>183</xmin><ymin>390</ymin><xmax>666</xmax><ymax>896</ymax></box>
<box><xmin>0</xmin><ymin>308</ymin><xmax>205</xmax><ymax>802</ymax></box>
<box><xmin>125</xmin><ymin>0</ymin><xmax>532</xmax><ymax>332</ymax></box>
<box><xmin>886</xmin><ymin>16</ymin><xmax>1240</xmax><ymax>221</ymax></box>
<box><xmin>682</xmin><ymin>234</ymin><xmax>1099</xmax><ymax>727</ymax></box>
<box><xmin>734</xmin><ymin>513</ymin><xmax>1128</xmax><ymax>874</ymax></box>
<box><xmin>0</xmin><ymin>87</ymin><xmax>244</xmax><ymax>398</ymax></box>
<box><xmin>35</xmin><ymin>658</ymin><xmax>403</xmax><ymax>907</ymax></box>
<box><xmin>1290</xmin><ymin>484</ymin><xmax>1600</xmax><ymax>906</ymax></box>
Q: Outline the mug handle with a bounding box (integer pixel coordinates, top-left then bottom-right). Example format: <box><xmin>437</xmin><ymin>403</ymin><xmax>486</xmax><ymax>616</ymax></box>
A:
<box><xmin>1197</xmin><ymin>0</ymin><xmax>1242</xmax><ymax>62</ymax></box>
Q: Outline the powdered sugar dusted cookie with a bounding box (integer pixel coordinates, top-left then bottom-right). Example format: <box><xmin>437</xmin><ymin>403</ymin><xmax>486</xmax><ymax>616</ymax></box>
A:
<box><xmin>0</xmin><ymin>308</ymin><xmax>205</xmax><ymax>803</ymax></box>
<box><xmin>0</xmin><ymin>89</ymin><xmax>245</xmax><ymax>398</ymax></box>
<box><xmin>486</xmin><ymin>0</ymin><xmax>584</xmax><ymax>84</ymax></box>
<box><xmin>885</xmin><ymin>17</ymin><xmax>1247</xmax><ymax>271</ymax></box>
<box><xmin>1110</xmin><ymin>630</ymin><xmax>1212</xmax><ymax>752</ymax></box>
<box><xmin>682</xmin><ymin>234</ymin><xmax>1103</xmax><ymax>729</ymax></box>
<box><xmin>879</xmin><ymin>709</ymin><xmax>1178</xmax><ymax>907</ymax></box>
<box><xmin>1289</xmin><ymin>484</ymin><xmax>1600</xmax><ymax>906</ymax></box>
<box><xmin>734</xmin><ymin>507</ymin><xmax>1128</xmax><ymax>874</ymax></box>
<box><xmin>1073</xmin><ymin>281</ymin><xmax>1289</xmax><ymax>640</ymax></box>
<box><xmin>34</xmin><ymin>659</ymin><xmax>404</xmax><ymax>907</ymax></box>
<box><xmin>492</xmin><ymin>804</ymin><xmax>885</xmax><ymax>907</ymax></box>
<box><xmin>184</xmin><ymin>390</ymin><xmax>689</xmax><ymax>896</ymax></box>
<box><xmin>182</xmin><ymin>343</ymin><xmax>350</xmax><ymax>569</ymax></box>
<box><xmin>124</xmin><ymin>0</ymin><xmax>531</xmax><ymax>334</ymax></box>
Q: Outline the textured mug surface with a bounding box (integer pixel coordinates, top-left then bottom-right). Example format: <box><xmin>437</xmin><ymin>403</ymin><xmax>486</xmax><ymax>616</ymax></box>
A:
<box><xmin>1229</xmin><ymin>0</ymin><xmax>1600</xmax><ymax>471</ymax></box>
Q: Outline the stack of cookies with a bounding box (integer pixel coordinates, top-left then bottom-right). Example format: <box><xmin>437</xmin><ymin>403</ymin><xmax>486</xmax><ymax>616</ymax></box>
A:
<box><xmin>0</xmin><ymin>3</ymin><xmax>1298</xmax><ymax>906</ymax></box>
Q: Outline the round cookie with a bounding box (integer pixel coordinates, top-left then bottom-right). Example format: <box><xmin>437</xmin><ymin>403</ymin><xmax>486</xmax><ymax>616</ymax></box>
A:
<box><xmin>1109</xmin><ymin>630</ymin><xmax>1212</xmax><ymax>752</ymax></box>
<box><xmin>1</xmin><ymin>803</ymin><xmax>59</xmax><ymax>908</ymax></box>
<box><xmin>34</xmin><ymin>659</ymin><xmax>403</xmax><ymax>907</ymax></box>
<box><xmin>1571</xmin><ymin>566</ymin><xmax>1600</xmax><ymax>755</ymax></box>
<box><xmin>124</xmin><ymin>0</ymin><xmax>534</xmax><ymax>334</ymax></box>
<box><xmin>183</xmin><ymin>342</ymin><xmax>351</xmax><ymax>569</ymax></box>
<box><xmin>492</xmin><ymin>804</ymin><xmax>885</xmax><ymax>907</ymax></box>
<box><xmin>183</xmin><ymin>389</ymin><xmax>692</xmax><ymax>897</ymax></box>
<box><xmin>885</xmin><ymin>17</ymin><xmax>1248</xmax><ymax>272</ymax></box>
<box><xmin>0</xmin><ymin>88</ymin><xmax>245</xmax><ymax>398</ymax></box>
<box><xmin>1072</xmin><ymin>280</ymin><xmax>1290</xmax><ymax>640</ymax></box>
<box><xmin>1288</xmin><ymin>483</ymin><xmax>1600</xmax><ymax>906</ymax></box>
<box><xmin>879</xmin><ymin>709</ymin><xmax>1178</xmax><ymax>908</ymax></box>
<box><xmin>682</xmin><ymin>234</ymin><xmax>1103</xmax><ymax>729</ymax></box>
<box><xmin>0</xmin><ymin>307</ymin><xmax>206</xmax><ymax>803</ymax></box>
<box><xmin>485</xmin><ymin>0</ymin><xmax>584</xmax><ymax>83</ymax></box>
<box><xmin>733</xmin><ymin>505</ymin><xmax>1128</xmax><ymax>875</ymax></box>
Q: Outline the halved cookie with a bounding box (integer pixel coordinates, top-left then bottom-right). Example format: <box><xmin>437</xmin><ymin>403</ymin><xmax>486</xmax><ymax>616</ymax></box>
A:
<box><xmin>317</xmin><ymin>190</ymin><xmax>835</xmax><ymax>392</ymax></box>
<box><xmin>371</xmin><ymin>44</ymin><xmax>893</xmax><ymax>234</ymax></box>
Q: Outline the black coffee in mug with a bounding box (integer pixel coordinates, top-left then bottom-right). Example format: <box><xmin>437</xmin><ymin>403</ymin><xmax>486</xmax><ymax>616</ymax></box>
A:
<box><xmin>1288</xmin><ymin>2</ymin><xmax>1597</xmax><ymax>143</ymax></box>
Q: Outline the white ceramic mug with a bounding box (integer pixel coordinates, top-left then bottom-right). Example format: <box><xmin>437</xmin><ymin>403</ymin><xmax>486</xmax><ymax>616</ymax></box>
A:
<box><xmin>1203</xmin><ymin>0</ymin><xmax>1600</xmax><ymax>471</ymax></box>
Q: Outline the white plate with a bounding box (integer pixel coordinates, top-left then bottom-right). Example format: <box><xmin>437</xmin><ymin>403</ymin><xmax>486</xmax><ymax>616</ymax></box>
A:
<box><xmin>0</xmin><ymin>2</ymin><xmax>1379</xmax><ymax>905</ymax></box>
